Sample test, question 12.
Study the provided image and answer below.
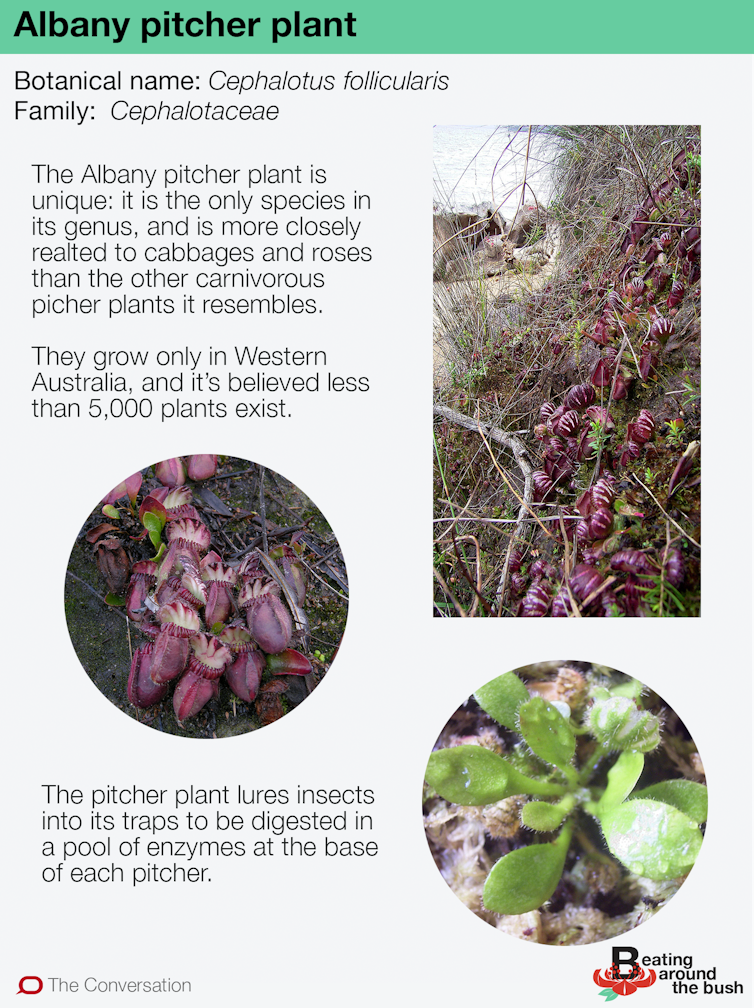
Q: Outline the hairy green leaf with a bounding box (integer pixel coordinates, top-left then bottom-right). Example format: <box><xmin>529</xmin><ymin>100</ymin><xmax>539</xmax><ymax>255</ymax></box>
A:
<box><xmin>609</xmin><ymin>678</ymin><xmax>644</xmax><ymax>701</ymax></box>
<box><xmin>425</xmin><ymin>745</ymin><xmax>565</xmax><ymax>806</ymax></box>
<box><xmin>483</xmin><ymin>828</ymin><xmax>571</xmax><ymax>914</ymax></box>
<box><xmin>632</xmin><ymin>780</ymin><xmax>707</xmax><ymax>824</ymax></box>
<box><xmin>600</xmin><ymin>799</ymin><xmax>703</xmax><ymax>880</ymax></box>
<box><xmin>518</xmin><ymin>696</ymin><xmax>575</xmax><ymax>771</ymax></box>
<box><xmin>425</xmin><ymin>746</ymin><xmax>512</xmax><ymax>805</ymax></box>
<box><xmin>474</xmin><ymin>672</ymin><xmax>530</xmax><ymax>729</ymax></box>
<box><xmin>521</xmin><ymin>801</ymin><xmax>568</xmax><ymax>832</ymax></box>
<box><xmin>588</xmin><ymin>696</ymin><xmax>661</xmax><ymax>753</ymax></box>
<box><xmin>596</xmin><ymin>751</ymin><xmax>644</xmax><ymax>816</ymax></box>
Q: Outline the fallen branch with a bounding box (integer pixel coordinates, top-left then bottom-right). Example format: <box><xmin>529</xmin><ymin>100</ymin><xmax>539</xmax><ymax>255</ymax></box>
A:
<box><xmin>434</xmin><ymin>402</ymin><xmax>537</xmax><ymax>611</ymax></box>
<box><xmin>448</xmin><ymin>526</ymin><xmax>495</xmax><ymax>616</ymax></box>
<box><xmin>434</xmin><ymin>402</ymin><xmax>533</xmax><ymax>489</ymax></box>
<box><xmin>65</xmin><ymin>570</ymin><xmax>129</xmax><ymax>620</ymax></box>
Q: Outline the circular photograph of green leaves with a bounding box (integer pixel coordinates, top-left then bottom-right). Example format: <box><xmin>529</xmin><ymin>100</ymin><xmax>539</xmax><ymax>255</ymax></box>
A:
<box><xmin>66</xmin><ymin>455</ymin><xmax>348</xmax><ymax>738</ymax></box>
<box><xmin>423</xmin><ymin>661</ymin><xmax>706</xmax><ymax>944</ymax></box>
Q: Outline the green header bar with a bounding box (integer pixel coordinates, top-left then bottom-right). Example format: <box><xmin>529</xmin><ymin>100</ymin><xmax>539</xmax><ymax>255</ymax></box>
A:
<box><xmin>3</xmin><ymin>0</ymin><xmax>752</xmax><ymax>53</ymax></box>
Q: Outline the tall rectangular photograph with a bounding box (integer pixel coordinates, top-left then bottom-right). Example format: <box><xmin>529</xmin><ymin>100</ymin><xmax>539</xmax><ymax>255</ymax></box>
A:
<box><xmin>433</xmin><ymin>126</ymin><xmax>700</xmax><ymax>618</ymax></box>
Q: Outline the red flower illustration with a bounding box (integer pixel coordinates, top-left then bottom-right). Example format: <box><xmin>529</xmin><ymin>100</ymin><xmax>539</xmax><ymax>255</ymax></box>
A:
<box><xmin>594</xmin><ymin>963</ymin><xmax>657</xmax><ymax>999</ymax></box>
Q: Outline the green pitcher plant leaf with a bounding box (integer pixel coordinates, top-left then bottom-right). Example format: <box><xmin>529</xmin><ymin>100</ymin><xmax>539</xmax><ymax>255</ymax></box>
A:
<box><xmin>142</xmin><ymin>510</ymin><xmax>166</xmax><ymax>552</ymax></box>
<box><xmin>596</xmin><ymin>750</ymin><xmax>645</xmax><ymax>816</ymax></box>
<box><xmin>483</xmin><ymin>825</ymin><xmax>572</xmax><ymax>914</ymax></box>
<box><xmin>632</xmin><ymin>780</ymin><xmax>707</xmax><ymax>824</ymax></box>
<box><xmin>138</xmin><ymin>495</ymin><xmax>169</xmax><ymax>526</ymax></box>
<box><xmin>520</xmin><ymin>800</ymin><xmax>570</xmax><ymax>832</ymax></box>
<box><xmin>474</xmin><ymin>671</ymin><xmax>530</xmax><ymax>730</ymax></box>
<box><xmin>425</xmin><ymin>745</ymin><xmax>566</xmax><ymax>807</ymax></box>
<box><xmin>517</xmin><ymin>696</ymin><xmax>576</xmax><ymax>772</ymax></box>
<box><xmin>600</xmin><ymin>799</ymin><xmax>703</xmax><ymax>880</ymax></box>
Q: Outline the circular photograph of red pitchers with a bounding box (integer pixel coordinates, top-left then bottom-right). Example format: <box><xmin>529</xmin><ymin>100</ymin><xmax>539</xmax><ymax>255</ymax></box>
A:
<box><xmin>65</xmin><ymin>455</ymin><xmax>348</xmax><ymax>738</ymax></box>
<box><xmin>423</xmin><ymin>660</ymin><xmax>706</xmax><ymax>944</ymax></box>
